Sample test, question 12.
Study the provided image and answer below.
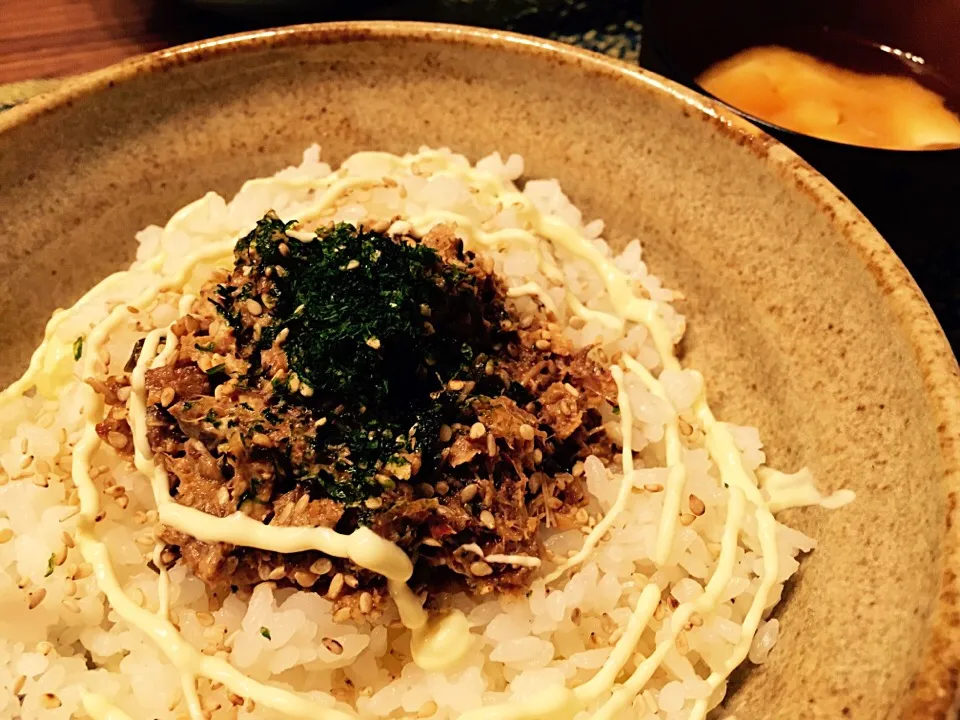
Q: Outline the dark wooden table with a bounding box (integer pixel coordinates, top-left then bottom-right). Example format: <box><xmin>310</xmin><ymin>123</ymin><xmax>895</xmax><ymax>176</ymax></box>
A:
<box><xmin>0</xmin><ymin>0</ymin><xmax>643</xmax><ymax>84</ymax></box>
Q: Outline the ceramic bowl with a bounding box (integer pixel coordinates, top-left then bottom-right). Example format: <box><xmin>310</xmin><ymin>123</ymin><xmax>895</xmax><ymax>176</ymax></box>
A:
<box><xmin>1</xmin><ymin>21</ymin><xmax>958</xmax><ymax>719</ymax></box>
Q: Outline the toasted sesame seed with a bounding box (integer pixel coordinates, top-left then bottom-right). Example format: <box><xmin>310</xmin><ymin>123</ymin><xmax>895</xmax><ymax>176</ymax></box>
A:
<box><xmin>52</xmin><ymin>545</ymin><xmax>67</xmax><ymax>567</ymax></box>
<box><xmin>327</xmin><ymin>573</ymin><xmax>345</xmax><ymax>600</ymax></box>
<box><xmin>75</xmin><ymin>563</ymin><xmax>94</xmax><ymax>579</ymax></box>
<box><xmin>251</xmin><ymin>433</ymin><xmax>272</xmax><ymax>447</ymax></box>
<box><xmin>345</xmin><ymin>259</ymin><xmax>361</xmax><ymax>271</ymax></box>
<box><xmin>11</xmin><ymin>675</ymin><xmax>25</xmax><ymax>695</ymax></box>
<box><xmin>487</xmin><ymin>433</ymin><xmax>497</xmax><ymax>455</ymax></box>
<box><xmin>364</xmin><ymin>497</ymin><xmax>383</xmax><ymax>510</ymax></box>
<box><xmin>0</xmin><ymin>528</ymin><xmax>13</xmax><ymax>544</ymax></box>
<box><xmin>160</xmin><ymin>386</ymin><xmax>176</xmax><ymax>408</ymax></box>
<box><xmin>293</xmin><ymin>570</ymin><xmax>319</xmax><ymax>588</ymax></box>
<box><xmin>197</xmin><ymin>611</ymin><xmax>215</xmax><ymax>627</ymax></box>
<box><xmin>438</xmin><ymin>424</ymin><xmax>453</xmax><ymax>443</ymax></box>
<box><xmin>315</xmin><ymin>417</ymin><xmax>328</xmax><ymax>428</ymax></box>
<box><xmin>689</xmin><ymin>494</ymin><xmax>706</xmax><ymax>516</ymax></box>
<box><xmin>469</xmin><ymin>422</ymin><xmax>486</xmax><ymax>440</ymax></box>
<box><xmin>267</xmin><ymin>566</ymin><xmax>286</xmax><ymax>581</ymax></box>
<box><xmin>19</xmin><ymin>455</ymin><xmax>33</xmax><ymax>470</ymax></box>
<box><xmin>359</xmin><ymin>591</ymin><xmax>373</xmax><ymax>614</ymax></box>
<box><xmin>679</xmin><ymin>513</ymin><xmax>697</xmax><ymax>526</ymax></box>
<box><xmin>535</xmin><ymin>339</ymin><xmax>551</xmax><ymax>351</ymax></box>
<box><xmin>278</xmin><ymin>242</ymin><xmax>290</xmax><ymax>257</ymax></box>
<box><xmin>447</xmin><ymin>379</ymin><xmax>465</xmax><ymax>391</ymax></box>
<box><xmin>245</xmin><ymin>299</ymin><xmax>263</xmax><ymax>316</ymax></box>
<box><xmin>28</xmin><ymin>588</ymin><xmax>47</xmax><ymax>609</ymax></box>
<box><xmin>470</xmin><ymin>561</ymin><xmax>493</xmax><ymax>577</ymax></box>
<box><xmin>519</xmin><ymin>424</ymin><xmax>535</xmax><ymax>441</ymax></box>
<box><xmin>322</xmin><ymin>637</ymin><xmax>344</xmax><ymax>655</ymax></box>
<box><xmin>479</xmin><ymin>510</ymin><xmax>496</xmax><ymax>530</ymax></box>
<box><xmin>644</xmin><ymin>483</ymin><xmax>664</xmax><ymax>493</ymax></box>
<box><xmin>300</xmin><ymin>384</ymin><xmax>314</xmax><ymax>398</ymax></box>
<box><xmin>31</xmin><ymin>475</ymin><xmax>49</xmax><ymax>488</ymax></box>
<box><xmin>460</xmin><ymin>484</ymin><xmax>479</xmax><ymax>503</ymax></box>
<box><xmin>288</xmin><ymin>374</ymin><xmax>301</xmax><ymax>393</ymax></box>
<box><xmin>333</xmin><ymin>607</ymin><xmax>352</xmax><ymax>623</ymax></box>
<box><xmin>64</xmin><ymin>579</ymin><xmax>77</xmax><ymax>597</ymax></box>
<box><xmin>365</xmin><ymin>337</ymin><xmax>382</xmax><ymax>350</ymax></box>
<box><xmin>310</xmin><ymin>558</ymin><xmax>333</xmax><ymax>575</ymax></box>
<box><xmin>41</xmin><ymin>692</ymin><xmax>61</xmax><ymax>709</ymax></box>
<box><xmin>106</xmin><ymin>432</ymin><xmax>128</xmax><ymax>450</ymax></box>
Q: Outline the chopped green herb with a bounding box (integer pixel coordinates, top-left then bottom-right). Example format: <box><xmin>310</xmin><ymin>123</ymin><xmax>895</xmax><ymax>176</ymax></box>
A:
<box><xmin>45</xmin><ymin>553</ymin><xmax>55</xmax><ymax>577</ymax></box>
<box><xmin>194</xmin><ymin>342</ymin><xmax>216</xmax><ymax>352</ymax></box>
<box><xmin>72</xmin><ymin>336</ymin><xmax>84</xmax><ymax>361</ymax></box>
<box><xmin>612</xmin><ymin>406</ymin><xmax>621</xmax><ymax>415</ymax></box>
<box><xmin>205</xmin><ymin>364</ymin><xmax>226</xmax><ymax>376</ymax></box>
<box><xmin>260</xmin><ymin>627</ymin><xmax>271</xmax><ymax>640</ymax></box>
<box><xmin>208</xmin><ymin>215</ymin><xmax>509</xmax><ymax>504</ymax></box>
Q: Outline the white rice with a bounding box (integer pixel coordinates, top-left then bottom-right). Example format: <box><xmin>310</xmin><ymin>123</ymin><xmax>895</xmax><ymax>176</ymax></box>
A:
<box><xmin>0</xmin><ymin>146</ymin><xmax>820</xmax><ymax>720</ymax></box>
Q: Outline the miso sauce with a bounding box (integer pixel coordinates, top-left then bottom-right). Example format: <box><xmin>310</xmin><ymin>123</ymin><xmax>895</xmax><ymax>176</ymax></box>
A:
<box><xmin>698</xmin><ymin>45</ymin><xmax>960</xmax><ymax>150</ymax></box>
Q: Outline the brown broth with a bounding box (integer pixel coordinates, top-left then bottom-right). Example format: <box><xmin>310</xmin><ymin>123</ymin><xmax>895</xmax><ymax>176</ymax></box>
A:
<box><xmin>698</xmin><ymin>45</ymin><xmax>960</xmax><ymax>150</ymax></box>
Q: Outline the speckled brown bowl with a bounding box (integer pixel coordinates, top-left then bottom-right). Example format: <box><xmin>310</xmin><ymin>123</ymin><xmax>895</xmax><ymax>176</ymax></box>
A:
<box><xmin>1</xmin><ymin>21</ymin><xmax>958</xmax><ymax>720</ymax></box>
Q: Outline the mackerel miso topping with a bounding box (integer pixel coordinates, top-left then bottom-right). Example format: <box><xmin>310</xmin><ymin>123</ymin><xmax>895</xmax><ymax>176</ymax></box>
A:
<box><xmin>95</xmin><ymin>213</ymin><xmax>618</xmax><ymax>614</ymax></box>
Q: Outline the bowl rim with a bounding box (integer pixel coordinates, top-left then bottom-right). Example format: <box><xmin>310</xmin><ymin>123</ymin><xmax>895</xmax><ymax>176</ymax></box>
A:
<box><xmin>3</xmin><ymin>20</ymin><xmax>960</xmax><ymax>718</ymax></box>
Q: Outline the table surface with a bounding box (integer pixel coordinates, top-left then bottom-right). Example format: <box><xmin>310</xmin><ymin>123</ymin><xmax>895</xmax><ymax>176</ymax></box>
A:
<box><xmin>0</xmin><ymin>0</ymin><xmax>643</xmax><ymax>84</ymax></box>
<box><xmin>1</xmin><ymin>0</ymin><xmax>956</xmax><ymax>352</ymax></box>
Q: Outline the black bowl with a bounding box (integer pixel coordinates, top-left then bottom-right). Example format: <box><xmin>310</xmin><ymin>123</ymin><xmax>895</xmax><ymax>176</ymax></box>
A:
<box><xmin>640</xmin><ymin>0</ymin><xmax>960</xmax><ymax>309</ymax></box>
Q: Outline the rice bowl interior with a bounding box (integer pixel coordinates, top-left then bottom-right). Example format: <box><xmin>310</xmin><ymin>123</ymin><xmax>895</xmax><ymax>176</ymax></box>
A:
<box><xmin>0</xmin><ymin>145</ymin><xmax>857</xmax><ymax>720</ymax></box>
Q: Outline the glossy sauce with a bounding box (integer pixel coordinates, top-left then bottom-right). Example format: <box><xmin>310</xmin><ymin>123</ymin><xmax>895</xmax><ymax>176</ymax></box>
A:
<box><xmin>699</xmin><ymin>46</ymin><xmax>960</xmax><ymax>150</ymax></box>
<box><xmin>1</xmin><ymin>150</ymin><xmax>852</xmax><ymax>720</ymax></box>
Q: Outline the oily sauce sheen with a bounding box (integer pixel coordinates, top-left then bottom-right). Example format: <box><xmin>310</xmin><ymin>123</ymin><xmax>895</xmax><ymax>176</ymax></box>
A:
<box><xmin>698</xmin><ymin>46</ymin><xmax>960</xmax><ymax>150</ymax></box>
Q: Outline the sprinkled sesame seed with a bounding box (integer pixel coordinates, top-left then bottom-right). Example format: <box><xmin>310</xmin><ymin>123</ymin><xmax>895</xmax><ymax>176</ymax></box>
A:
<box><xmin>470</xmin><ymin>561</ymin><xmax>493</xmax><ymax>577</ymax></box>
<box><xmin>28</xmin><ymin>588</ymin><xmax>46</xmax><ymax>609</ymax></box>
<box><xmin>479</xmin><ymin>510</ymin><xmax>496</xmax><ymax>530</ymax></box>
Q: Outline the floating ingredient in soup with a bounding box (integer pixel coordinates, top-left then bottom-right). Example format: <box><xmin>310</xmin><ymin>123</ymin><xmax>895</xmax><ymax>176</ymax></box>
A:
<box><xmin>698</xmin><ymin>46</ymin><xmax>960</xmax><ymax>150</ymax></box>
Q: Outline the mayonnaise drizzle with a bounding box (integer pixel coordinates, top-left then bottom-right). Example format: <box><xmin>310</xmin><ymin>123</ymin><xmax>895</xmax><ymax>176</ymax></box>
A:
<box><xmin>3</xmin><ymin>149</ymin><xmax>850</xmax><ymax>719</ymax></box>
